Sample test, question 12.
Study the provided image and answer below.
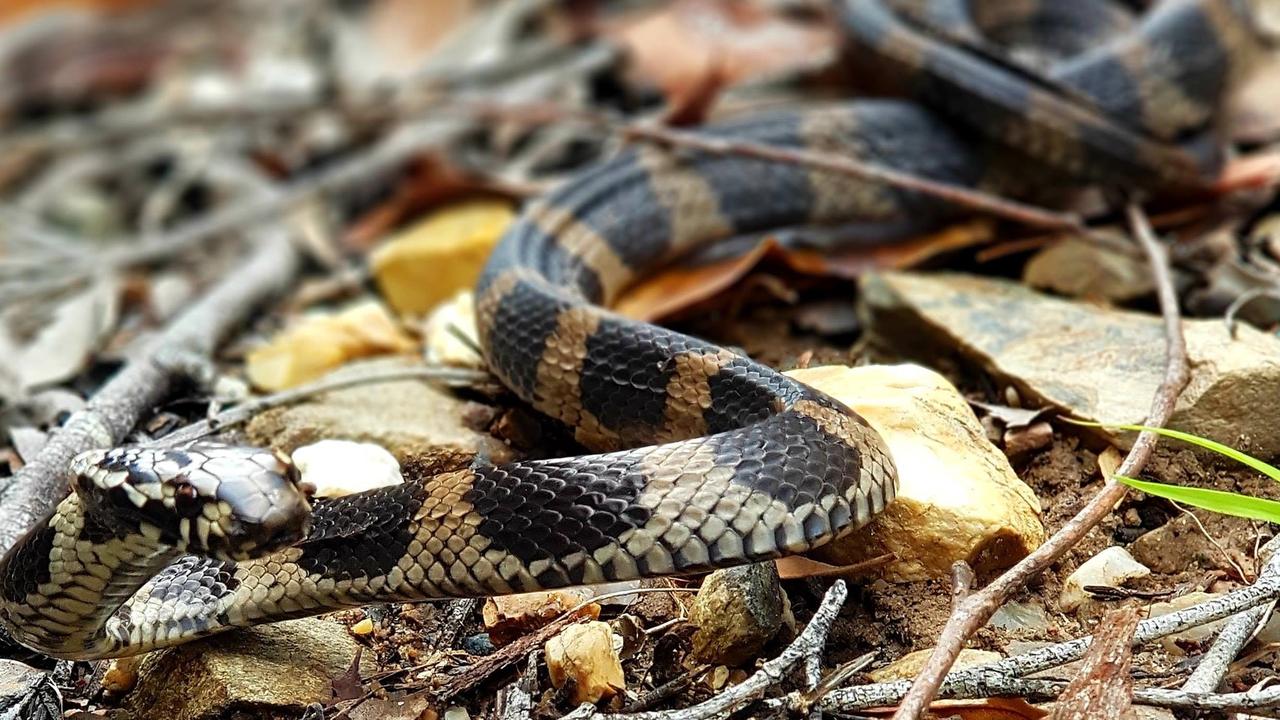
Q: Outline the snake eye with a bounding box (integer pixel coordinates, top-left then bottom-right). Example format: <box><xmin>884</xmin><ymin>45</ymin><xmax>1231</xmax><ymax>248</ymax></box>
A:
<box><xmin>173</xmin><ymin>483</ymin><xmax>201</xmax><ymax>519</ymax></box>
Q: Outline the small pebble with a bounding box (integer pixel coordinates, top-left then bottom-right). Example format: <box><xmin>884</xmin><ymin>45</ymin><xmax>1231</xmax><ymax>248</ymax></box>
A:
<box><xmin>444</xmin><ymin>706</ymin><xmax>470</xmax><ymax>720</ymax></box>
<box><xmin>350</xmin><ymin>618</ymin><xmax>375</xmax><ymax>636</ymax></box>
<box><xmin>461</xmin><ymin>633</ymin><xmax>495</xmax><ymax>656</ymax></box>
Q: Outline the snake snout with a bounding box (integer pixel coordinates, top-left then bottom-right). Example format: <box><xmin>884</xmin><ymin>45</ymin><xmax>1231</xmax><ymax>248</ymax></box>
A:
<box><xmin>70</xmin><ymin>444</ymin><xmax>312</xmax><ymax>561</ymax></box>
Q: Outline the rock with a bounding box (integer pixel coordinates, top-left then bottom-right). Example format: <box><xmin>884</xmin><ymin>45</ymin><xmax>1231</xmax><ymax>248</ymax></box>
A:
<box><xmin>423</xmin><ymin>291</ymin><xmax>484</xmax><ymax>369</ymax></box>
<box><xmin>372</xmin><ymin>199</ymin><xmax>515</xmax><ymax>316</ymax></box>
<box><xmin>1023</xmin><ymin>237</ymin><xmax>1156</xmax><ymax>302</ymax></box>
<box><xmin>789</xmin><ymin>364</ymin><xmax>1044</xmax><ymax>582</ymax></box>
<box><xmin>444</xmin><ymin>706</ymin><xmax>469</xmax><ymax>720</ymax></box>
<box><xmin>988</xmin><ymin>601</ymin><xmax>1052</xmax><ymax>634</ymax></box>
<box><xmin>1129</xmin><ymin>515</ymin><xmax>1214</xmax><ymax>574</ymax></box>
<box><xmin>350</xmin><ymin>618</ymin><xmax>375</xmax><ymax>636</ymax></box>
<box><xmin>245</xmin><ymin>300</ymin><xmax>418</xmax><ymax>391</ymax></box>
<box><xmin>544</xmin><ymin>621</ymin><xmax>626</xmax><ymax>704</ymax></box>
<box><xmin>1147</xmin><ymin>592</ymin><xmax>1229</xmax><ymax>655</ymax></box>
<box><xmin>482</xmin><ymin>588</ymin><xmax>600</xmax><ymax>647</ymax></box>
<box><xmin>0</xmin><ymin>660</ymin><xmax>59</xmax><ymax>720</ymax></box>
<box><xmin>689</xmin><ymin>563</ymin><xmax>786</xmax><ymax>666</ymax></box>
<box><xmin>292</xmin><ymin>439</ymin><xmax>403</xmax><ymax>497</ymax></box>
<box><xmin>1060</xmin><ymin>547</ymin><xmax>1151</xmax><ymax>612</ymax></box>
<box><xmin>867</xmin><ymin>648</ymin><xmax>1001</xmax><ymax>682</ymax></box>
<box><xmin>461</xmin><ymin>633</ymin><xmax>496</xmax><ymax>655</ymax></box>
<box><xmin>246</xmin><ymin>358</ymin><xmax>510</xmax><ymax>463</ymax></box>
<box><xmin>126</xmin><ymin>618</ymin><xmax>360</xmax><ymax>720</ymax></box>
<box><xmin>102</xmin><ymin>656</ymin><xmax>142</xmax><ymax>694</ymax></box>
<box><xmin>861</xmin><ymin>272</ymin><xmax>1280</xmax><ymax>457</ymax></box>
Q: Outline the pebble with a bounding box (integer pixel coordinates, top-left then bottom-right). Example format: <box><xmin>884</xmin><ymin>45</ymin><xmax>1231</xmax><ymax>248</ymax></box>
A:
<box><xmin>689</xmin><ymin>563</ymin><xmax>786</xmax><ymax>666</ymax></box>
<box><xmin>1059</xmin><ymin>547</ymin><xmax>1151</xmax><ymax>612</ymax></box>
<box><xmin>867</xmin><ymin>648</ymin><xmax>1001</xmax><ymax>682</ymax></box>
<box><xmin>544</xmin><ymin>621</ymin><xmax>626</xmax><ymax>704</ymax></box>
<box><xmin>292</xmin><ymin>439</ymin><xmax>403</xmax><ymax>497</ymax></box>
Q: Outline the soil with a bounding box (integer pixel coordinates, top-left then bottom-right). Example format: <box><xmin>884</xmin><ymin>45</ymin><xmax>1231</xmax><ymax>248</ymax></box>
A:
<box><xmin>331</xmin><ymin>271</ymin><xmax>1280</xmax><ymax>714</ymax></box>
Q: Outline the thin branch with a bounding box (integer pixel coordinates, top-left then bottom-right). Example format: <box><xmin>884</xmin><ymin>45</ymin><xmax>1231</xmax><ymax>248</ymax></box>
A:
<box><xmin>0</xmin><ymin>229</ymin><xmax>301</xmax><ymax>556</ymax></box>
<box><xmin>808</xmin><ymin>672</ymin><xmax>1280</xmax><ymax>714</ymax></box>
<box><xmin>1182</xmin><ymin>538</ymin><xmax>1280</xmax><ymax>693</ymax></box>
<box><xmin>569</xmin><ymin>581</ymin><xmax>849</xmax><ymax>720</ymax></box>
<box><xmin>1048</xmin><ymin>605</ymin><xmax>1140</xmax><ymax>720</ymax></box>
<box><xmin>809</xmin><ymin>533</ymin><xmax>1280</xmax><ymax>712</ymax></box>
<box><xmin>452</xmin><ymin>101</ymin><xmax>1112</xmax><ymax>243</ymax></box>
<box><xmin>888</xmin><ymin>203</ymin><xmax>1191</xmax><ymax>719</ymax></box>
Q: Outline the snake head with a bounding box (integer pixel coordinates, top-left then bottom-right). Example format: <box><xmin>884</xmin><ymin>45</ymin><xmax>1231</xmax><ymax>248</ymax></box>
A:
<box><xmin>70</xmin><ymin>443</ymin><xmax>312</xmax><ymax>561</ymax></box>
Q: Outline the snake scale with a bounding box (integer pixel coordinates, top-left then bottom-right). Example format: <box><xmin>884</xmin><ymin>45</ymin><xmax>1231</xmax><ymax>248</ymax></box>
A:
<box><xmin>0</xmin><ymin>0</ymin><xmax>1262</xmax><ymax>659</ymax></box>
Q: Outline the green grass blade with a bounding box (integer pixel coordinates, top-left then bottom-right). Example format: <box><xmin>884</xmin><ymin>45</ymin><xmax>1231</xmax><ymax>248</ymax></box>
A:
<box><xmin>1115</xmin><ymin>475</ymin><xmax>1280</xmax><ymax>524</ymax></box>
<box><xmin>1064</xmin><ymin>419</ymin><xmax>1280</xmax><ymax>483</ymax></box>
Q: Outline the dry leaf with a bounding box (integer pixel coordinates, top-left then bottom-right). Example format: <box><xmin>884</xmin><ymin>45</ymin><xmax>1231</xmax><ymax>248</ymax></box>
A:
<box><xmin>371</xmin><ymin>199</ymin><xmax>516</xmax><ymax>316</ymax></box>
<box><xmin>607</xmin><ymin>0</ymin><xmax>835</xmax><ymax>112</ymax></box>
<box><xmin>245</xmin><ymin>300</ymin><xmax>417</xmax><ymax>391</ymax></box>
<box><xmin>1098</xmin><ymin>446</ymin><xmax>1124</xmax><ymax>480</ymax></box>
<box><xmin>0</xmin><ymin>275</ymin><xmax>120</xmax><ymax>394</ymax></box>
<box><xmin>615</xmin><ymin>220</ymin><xmax>992</xmax><ymax>321</ymax></box>
<box><xmin>329</xmin><ymin>647</ymin><xmax>364</xmax><ymax>702</ymax></box>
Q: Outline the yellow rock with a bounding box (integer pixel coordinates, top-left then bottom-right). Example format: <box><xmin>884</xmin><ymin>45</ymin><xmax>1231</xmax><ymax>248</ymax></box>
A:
<box><xmin>102</xmin><ymin>656</ymin><xmax>142</xmax><ymax>694</ymax></box>
<box><xmin>245</xmin><ymin>301</ymin><xmax>417</xmax><ymax>391</ymax></box>
<box><xmin>545</xmin><ymin>621</ymin><xmax>625</xmax><ymax>704</ymax></box>
<box><xmin>350</xmin><ymin>618</ymin><xmax>374</xmax><ymax>636</ymax></box>
<box><xmin>372</xmin><ymin>199</ymin><xmax>516</xmax><ymax>316</ymax></box>
<box><xmin>787</xmin><ymin>364</ymin><xmax>1044</xmax><ymax>582</ymax></box>
<box><xmin>867</xmin><ymin>648</ymin><xmax>1002</xmax><ymax>682</ymax></box>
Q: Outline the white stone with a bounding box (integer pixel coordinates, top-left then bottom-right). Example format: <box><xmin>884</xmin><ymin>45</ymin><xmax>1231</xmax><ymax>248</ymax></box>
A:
<box><xmin>422</xmin><ymin>291</ymin><xmax>484</xmax><ymax>369</ymax></box>
<box><xmin>1059</xmin><ymin>546</ymin><xmax>1151</xmax><ymax>612</ymax></box>
<box><xmin>291</xmin><ymin>440</ymin><xmax>402</xmax><ymax>497</ymax></box>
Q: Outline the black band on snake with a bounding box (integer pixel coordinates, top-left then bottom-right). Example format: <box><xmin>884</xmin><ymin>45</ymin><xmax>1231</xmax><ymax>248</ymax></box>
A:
<box><xmin>0</xmin><ymin>0</ymin><xmax>1261</xmax><ymax>659</ymax></box>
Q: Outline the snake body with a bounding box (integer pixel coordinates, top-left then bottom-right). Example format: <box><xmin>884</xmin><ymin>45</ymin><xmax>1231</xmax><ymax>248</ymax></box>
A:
<box><xmin>0</xmin><ymin>0</ymin><xmax>1261</xmax><ymax>659</ymax></box>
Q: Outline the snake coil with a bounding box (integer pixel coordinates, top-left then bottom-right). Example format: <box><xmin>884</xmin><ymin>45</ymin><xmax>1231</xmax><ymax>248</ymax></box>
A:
<box><xmin>0</xmin><ymin>0</ymin><xmax>1261</xmax><ymax>658</ymax></box>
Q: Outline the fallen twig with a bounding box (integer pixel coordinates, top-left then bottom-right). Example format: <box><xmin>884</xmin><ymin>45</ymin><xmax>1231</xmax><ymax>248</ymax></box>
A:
<box><xmin>804</xmin><ymin>543</ymin><xmax>1280</xmax><ymax>712</ymax></box>
<box><xmin>1182</xmin><ymin>537</ymin><xmax>1280</xmax><ymax>693</ymax></box>
<box><xmin>0</xmin><ymin>42</ymin><xmax>616</xmax><ymax>304</ymax></box>
<box><xmin>455</xmin><ymin>101</ymin><xmax>1123</xmax><ymax>247</ymax></box>
<box><xmin>562</xmin><ymin>581</ymin><xmax>850</xmax><ymax>720</ymax></box>
<box><xmin>1048</xmin><ymin>605</ymin><xmax>1140</xmax><ymax>719</ymax></box>
<box><xmin>807</xmin><ymin>672</ymin><xmax>1280</xmax><ymax>715</ymax></box>
<box><xmin>886</xmin><ymin>203</ymin><xmax>1191</xmax><ymax>719</ymax></box>
<box><xmin>434</xmin><ymin>613</ymin><xmax>588</xmax><ymax>706</ymax></box>
<box><xmin>0</xmin><ymin>228</ymin><xmax>301</xmax><ymax>556</ymax></box>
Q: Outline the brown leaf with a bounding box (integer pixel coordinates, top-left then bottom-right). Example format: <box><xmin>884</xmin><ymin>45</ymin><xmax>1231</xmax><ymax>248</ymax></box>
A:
<box><xmin>607</xmin><ymin>0</ymin><xmax>835</xmax><ymax>111</ymax></box>
<box><xmin>614</xmin><ymin>220</ymin><xmax>993</xmax><ymax>322</ymax></box>
<box><xmin>774</xmin><ymin>554</ymin><xmax>894</xmax><ymax>580</ymax></box>
<box><xmin>343</xmin><ymin>155</ymin><xmax>521</xmax><ymax>253</ymax></box>
<box><xmin>330</xmin><ymin>646</ymin><xmax>365</xmax><ymax>702</ymax></box>
<box><xmin>1217</xmin><ymin>148</ymin><xmax>1280</xmax><ymax>193</ymax></box>
<box><xmin>1048</xmin><ymin>605</ymin><xmax>1141</xmax><ymax>720</ymax></box>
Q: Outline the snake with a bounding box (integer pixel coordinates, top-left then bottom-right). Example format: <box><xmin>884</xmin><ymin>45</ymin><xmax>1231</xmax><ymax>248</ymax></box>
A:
<box><xmin>0</xmin><ymin>0</ymin><xmax>1261</xmax><ymax>660</ymax></box>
